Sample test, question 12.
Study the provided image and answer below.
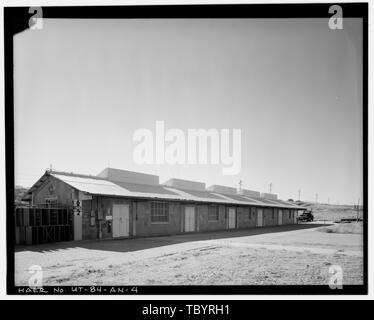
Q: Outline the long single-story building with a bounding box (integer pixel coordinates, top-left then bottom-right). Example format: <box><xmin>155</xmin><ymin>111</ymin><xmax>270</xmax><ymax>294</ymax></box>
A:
<box><xmin>21</xmin><ymin>167</ymin><xmax>306</xmax><ymax>241</ymax></box>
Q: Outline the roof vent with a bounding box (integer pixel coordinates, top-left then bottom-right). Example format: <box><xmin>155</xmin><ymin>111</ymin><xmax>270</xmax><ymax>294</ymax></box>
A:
<box><xmin>261</xmin><ymin>193</ymin><xmax>278</xmax><ymax>200</ymax></box>
<box><xmin>238</xmin><ymin>189</ymin><xmax>261</xmax><ymax>198</ymax></box>
<box><xmin>206</xmin><ymin>185</ymin><xmax>237</xmax><ymax>195</ymax></box>
<box><xmin>97</xmin><ymin>168</ymin><xmax>159</xmax><ymax>185</ymax></box>
<box><xmin>162</xmin><ymin>178</ymin><xmax>206</xmax><ymax>191</ymax></box>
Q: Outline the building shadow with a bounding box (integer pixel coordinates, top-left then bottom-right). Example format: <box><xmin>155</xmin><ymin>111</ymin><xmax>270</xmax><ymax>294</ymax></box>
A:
<box><xmin>15</xmin><ymin>223</ymin><xmax>331</xmax><ymax>254</ymax></box>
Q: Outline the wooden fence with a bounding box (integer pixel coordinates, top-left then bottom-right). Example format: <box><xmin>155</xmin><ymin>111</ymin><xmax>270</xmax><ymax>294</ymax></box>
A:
<box><xmin>15</xmin><ymin>206</ymin><xmax>73</xmax><ymax>245</ymax></box>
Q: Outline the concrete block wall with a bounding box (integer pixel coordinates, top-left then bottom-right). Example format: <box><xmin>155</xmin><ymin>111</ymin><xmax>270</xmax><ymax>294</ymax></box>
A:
<box><xmin>250</xmin><ymin>207</ymin><xmax>258</xmax><ymax>226</ymax></box>
<box><xmin>219</xmin><ymin>205</ymin><xmax>227</xmax><ymax>229</ymax></box>
<box><xmin>263</xmin><ymin>207</ymin><xmax>278</xmax><ymax>226</ymax></box>
<box><xmin>237</xmin><ymin>206</ymin><xmax>257</xmax><ymax>228</ymax></box>
<box><xmin>59</xmin><ymin>194</ymin><xmax>298</xmax><ymax>241</ymax></box>
<box><xmin>282</xmin><ymin>209</ymin><xmax>295</xmax><ymax>225</ymax></box>
<box><xmin>292</xmin><ymin>209</ymin><xmax>297</xmax><ymax>224</ymax></box>
<box><xmin>81</xmin><ymin>196</ymin><xmax>134</xmax><ymax>240</ymax></box>
<box><xmin>135</xmin><ymin>201</ymin><xmax>181</xmax><ymax>237</ymax></box>
<box><xmin>197</xmin><ymin>204</ymin><xmax>226</xmax><ymax>232</ymax></box>
<box><xmin>77</xmin><ymin>199</ymin><xmax>300</xmax><ymax>240</ymax></box>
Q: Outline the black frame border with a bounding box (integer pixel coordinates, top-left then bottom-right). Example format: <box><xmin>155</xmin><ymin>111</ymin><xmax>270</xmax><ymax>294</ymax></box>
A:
<box><xmin>4</xmin><ymin>3</ymin><xmax>368</xmax><ymax>295</ymax></box>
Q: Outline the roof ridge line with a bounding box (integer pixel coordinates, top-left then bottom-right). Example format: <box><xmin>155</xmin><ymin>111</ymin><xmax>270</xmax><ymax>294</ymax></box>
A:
<box><xmin>48</xmin><ymin>170</ymin><xmax>107</xmax><ymax>180</ymax></box>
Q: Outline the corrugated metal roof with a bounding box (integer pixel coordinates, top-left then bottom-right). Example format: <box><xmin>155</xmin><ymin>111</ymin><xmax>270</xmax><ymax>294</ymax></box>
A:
<box><xmin>48</xmin><ymin>172</ymin><xmax>305</xmax><ymax>209</ymax></box>
<box><xmin>51</xmin><ymin>174</ymin><xmax>133</xmax><ymax>197</ymax></box>
<box><xmin>114</xmin><ymin>181</ymin><xmax>179</xmax><ymax>196</ymax></box>
<box><xmin>265</xmin><ymin>198</ymin><xmax>300</xmax><ymax>208</ymax></box>
<box><xmin>218</xmin><ymin>194</ymin><xmax>258</xmax><ymax>203</ymax></box>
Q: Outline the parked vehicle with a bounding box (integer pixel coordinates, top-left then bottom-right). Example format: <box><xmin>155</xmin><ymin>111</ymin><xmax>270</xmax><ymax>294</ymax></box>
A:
<box><xmin>297</xmin><ymin>210</ymin><xmax>314</xmax><ymax>222</ymax></box>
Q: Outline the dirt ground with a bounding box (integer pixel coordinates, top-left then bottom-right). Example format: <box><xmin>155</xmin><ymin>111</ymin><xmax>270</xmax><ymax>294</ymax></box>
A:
<box><xmin>15</xmin><ymin>223</ymin><xmax>363</xmax><ymax>286</ymax></box>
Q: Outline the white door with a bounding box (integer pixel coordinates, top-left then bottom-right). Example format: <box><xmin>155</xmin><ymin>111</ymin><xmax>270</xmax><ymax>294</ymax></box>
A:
<box><xmin>185</xmin><ymin>206</ymin><xmax>195</xmax><ymax>232</ymax></box>
<box><xmin>278</xmin><ymin>209</ymin><xmax>283</xmax><ymax>225</ymax></box>
<box><xmin>257</xmin><ymin>208</ymin><xmax>263</xmax><ymax>227</ymax></box>
<box><xmin>74</xmin><ymin>214</ymin><xmax>82</xmax><ymax>240</ymax></box>
<box><xmin>228</xmin><ymin>208</ymin><xmax>236</xmax><ymax>229</ymax></box>
<box><xmin>113</xmin><ymin>204</ymin><xmax>130</xmax><ymax>237</ymax></box>
<box><xmin>73</xmin><ymin>199</ymin><xmax>82</xmax><ymax>240</ymax></box>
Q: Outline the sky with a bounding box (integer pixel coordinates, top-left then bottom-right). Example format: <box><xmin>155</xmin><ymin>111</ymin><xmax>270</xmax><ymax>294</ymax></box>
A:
<box><xmin>14</xmin><ymin>18</ymin><xmax>363</xmax><ymax>205</ymax></box>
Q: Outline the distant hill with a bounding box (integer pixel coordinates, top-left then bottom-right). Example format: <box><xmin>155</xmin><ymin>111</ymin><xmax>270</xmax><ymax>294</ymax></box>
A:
<box><xmin>14</xmin><ymin>186</ymin><xmax>29</xmax><ymax>204</ymax></box>
<box><xmin>296</xmin><ymin>201</ymin><xmax>362</xmax><ymax>222</ymax></box>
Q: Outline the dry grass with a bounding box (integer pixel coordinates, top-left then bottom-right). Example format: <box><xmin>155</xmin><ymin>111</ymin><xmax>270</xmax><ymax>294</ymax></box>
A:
<box><xmin>15</xmin><ymin>225</ymin><xmax>363</xmax><ymax>286</ymax></box>
<box><xmin>317</xmin><ymin>222</ymin><xmax>363</xmax><ymax>235</ymax></box>
<box><xmin>297</xmin><ymin>202</ymin><xmax>362</xmax><ymax>222</ymax></box>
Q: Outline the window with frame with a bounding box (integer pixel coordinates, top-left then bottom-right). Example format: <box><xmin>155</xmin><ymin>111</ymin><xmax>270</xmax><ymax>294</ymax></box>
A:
<box><xmin>208</xmin><ymin>205</ymin><xmax>219</xmax><ymax>221</ymax></box>
<box><xmin>151</xmin><ymin>201</ymin><xmax>169</xmax><ymax>223</ymax></box>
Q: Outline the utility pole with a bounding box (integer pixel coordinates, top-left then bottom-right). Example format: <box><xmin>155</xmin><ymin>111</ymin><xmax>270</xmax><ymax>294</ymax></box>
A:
<box><xmin>298</xmin><ymin>189</ymin><xmax>301</xmax><ymax>201</ymax></box>
<box><xmin>269</xmin><ymin>183</ymin><xmax>272</xmax><ymax>193</ymax></box>
<box><xmin>356</xmin><ymin>198</ymin><xmax>360</xmax><ymax>222</ymax></box>
<box><xmin>238</xmin><ymin>180</ymin><xmax>243</xmax><ymax>193</ymax></box>
<box><xmin>315</xmin><ymin>193</ymin><xmax>318</xmax><ymax>204</ymax></box>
